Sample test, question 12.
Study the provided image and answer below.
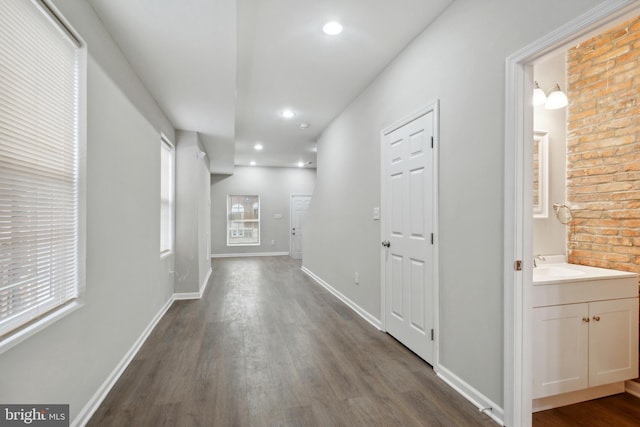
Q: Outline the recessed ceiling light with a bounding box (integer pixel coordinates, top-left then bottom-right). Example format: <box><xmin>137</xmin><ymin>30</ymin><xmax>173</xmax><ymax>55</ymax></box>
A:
<box><xmin>299</xmin><ymin>123</ymin><xmax>310</xmax><ymax>129</ymax></box>
<box><xmin>254</xmin><ymin>143</ymin><xmax>263</xmax><ymax>150</ymax></box>
<box><xmin>281</xmin><ymin>109</ymin><xmax>295</xmax><ymax>119</ymax></box>
<box><xmin>250</xmin><ymin>161</ymin><xmax>256</xmax><ymax>166</ymax></box>
<box><xmin>297</xmin><ymin>161</ymin><xmax>305</xmax><ymax>168</ymax></box>
<box><xmin>323</xmin><ymin>21</ymin><xmax>343</xmax><ymax>36</ymax></box>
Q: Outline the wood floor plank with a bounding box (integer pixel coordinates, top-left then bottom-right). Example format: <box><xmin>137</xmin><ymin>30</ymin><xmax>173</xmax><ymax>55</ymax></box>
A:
<box><xmin>282</xmin><ymin>405</ymin><xmax>318</xmax><ymax>427</ymax></box>
<box><xmin>246</xmin><ymin>384</ymin><xmax>286</xmax><ymax>426</ymax></box>
<box><xmin>533</xmin><ymin>393</ymin><xmax>640</xmax><ymax>426</ymax></box>
<box><xmin>88</xmin><ymin>256</ymin><xmax>496</xmax><ymax>426</ymax></box>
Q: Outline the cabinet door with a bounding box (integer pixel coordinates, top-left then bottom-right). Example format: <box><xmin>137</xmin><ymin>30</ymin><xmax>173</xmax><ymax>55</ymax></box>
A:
<box><xmin>533</xmin><ymin>303</ymin><xmax>589</xmax><ymax>398</ymax></box>
<box><xmin>589</xmin><ymin>298</ymin><xmax>639</xmax><ymax>387</ymax></box>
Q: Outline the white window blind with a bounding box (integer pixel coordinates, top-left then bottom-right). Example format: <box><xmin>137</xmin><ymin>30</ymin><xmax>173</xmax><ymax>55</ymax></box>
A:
<box><xmin>0</xmin><ymin>0</ymin><xmax>81</xmax><ymax>337</ymax></box>
<box><xmin>160</xmin><ymin>137</ymin><xmax>174</xmax><ymax>254</ymax></box>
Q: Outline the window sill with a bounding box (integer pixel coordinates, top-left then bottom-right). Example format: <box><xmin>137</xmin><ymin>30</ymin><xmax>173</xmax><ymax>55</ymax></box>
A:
<box><xmin>226</xmin><ymin>243</ymin><xmax>261</xmax><ymax>247</ymax></box>
<box><xmin>0</xmin><ymin>301</ymin><xmax>83</xmax><ymax>356</ymax></box>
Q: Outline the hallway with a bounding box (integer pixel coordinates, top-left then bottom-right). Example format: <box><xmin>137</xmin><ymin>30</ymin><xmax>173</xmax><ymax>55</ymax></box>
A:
<box><xmin>88</xmin><ymin>257</ymin><xmax>495</xmax><ymax>426</ymax></box>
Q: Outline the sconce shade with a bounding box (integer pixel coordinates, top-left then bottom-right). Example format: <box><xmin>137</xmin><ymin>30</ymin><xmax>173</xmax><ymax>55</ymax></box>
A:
<box><xmin>545</xmin><ymin>84</ymin><xmax>568</xmax><ymax>110</ymax></box>
<box><xmin>533</xmin><ymin>81</ymin><xmax>547</xmax><ymax>106</ymax></box>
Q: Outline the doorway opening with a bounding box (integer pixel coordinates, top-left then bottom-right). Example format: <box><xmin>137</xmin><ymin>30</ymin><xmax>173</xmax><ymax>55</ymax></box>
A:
<box><xmin>504</xmin><ymin>2</ymin><xmax>640</xmax><ymax>426</ymax></box>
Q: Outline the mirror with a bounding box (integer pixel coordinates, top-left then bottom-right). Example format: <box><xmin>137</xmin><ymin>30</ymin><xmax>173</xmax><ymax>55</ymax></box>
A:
<box><xmin>533</xmin><ymin>130</ymin><xmax>549</xmax><ymax>218</ymax></box>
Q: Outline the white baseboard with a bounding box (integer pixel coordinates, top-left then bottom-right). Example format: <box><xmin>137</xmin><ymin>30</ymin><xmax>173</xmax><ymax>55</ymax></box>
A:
<box><xmin>200</xmin><ymin>266</ymin><xmax>212</xmax><ymax>296</ymax></box>
<box><xmin>436</xmin><ymin>365</ymin><xmax>504</xmax><ymax>426</ymax></box>
<box><xmin>300</xmin><ymin>266</ymin><xmax>382</xmax><ymax>330</ymax></box>
<box><xmin>173</xmin><ymin>292</ymin><xmax>200</xmax><ymax>300</ymax></box>
<box><xmin>71</xmin><ymin>296</ymin><xmax>176</xmax><ymax>427</ymax></box>
<box><xmin>626</xmin><ymin>380</ymin><xmax>640</xmax><ymax>399</ymax></box>
<box><xmin>211</xmin><ymin>252</ymin><xmax>289</xmax><ymax>258</ymax></box>
<box><xmin>173</xmin><ymin>267</ymin><xmax>212</xmax><ymax>300</ymax></box>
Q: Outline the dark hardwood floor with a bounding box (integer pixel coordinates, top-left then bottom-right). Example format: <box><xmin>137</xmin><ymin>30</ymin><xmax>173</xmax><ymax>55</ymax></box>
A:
<box><xmin>533</xmin><ymin>393</ymin><xmax>640</xmax><ymax>427</ymax></box>
<box><xmin>88</xmin><ymin>256</ymin><xmax>496</xmax><ymax>426</ymax></box>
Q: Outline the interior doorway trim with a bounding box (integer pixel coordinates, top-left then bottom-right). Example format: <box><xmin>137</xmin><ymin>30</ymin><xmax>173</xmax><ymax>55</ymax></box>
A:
<box><xmin>503</xmin><ymin>2</ymin><xmax>640</xmax><ymax>426</ymax></box>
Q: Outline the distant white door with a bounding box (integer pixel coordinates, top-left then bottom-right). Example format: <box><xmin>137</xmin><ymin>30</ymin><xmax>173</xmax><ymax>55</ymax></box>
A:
<box><xmin>382</xmin><ymin>106</ymin><xmax>437</xmax><ymax>365</ymax></box>
<box><xmin>290</xmin><ymin>195</ymin><xmax>311</xmax><ymax>259</ymax></box>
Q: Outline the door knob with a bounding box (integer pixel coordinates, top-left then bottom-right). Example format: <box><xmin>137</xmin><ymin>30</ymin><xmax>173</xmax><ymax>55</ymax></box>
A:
<box><xmin>381</xmin><ymin>240</ymin><xmax>390</xmax><ymax>248</ymax></box>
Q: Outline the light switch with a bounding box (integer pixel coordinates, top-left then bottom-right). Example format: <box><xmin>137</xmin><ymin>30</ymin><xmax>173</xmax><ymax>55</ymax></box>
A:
<box><xmin>373</xmin><ymin>207</ymin><xmax>380</xmax><ymax>220</ymax></box>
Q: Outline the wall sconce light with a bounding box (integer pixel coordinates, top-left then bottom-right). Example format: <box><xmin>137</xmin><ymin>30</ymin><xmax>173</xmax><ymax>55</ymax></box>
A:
<box><xmin>533</xmin><ymin>81</ymin><xmax>547</xmax><ymax>106</ymax></box>
<box><xmin>533</xmin><ymin>81</ymin><xmax>568</xmax><ymax>110</ymax></box>
<box><xmin>545</xmin><ymin>84</ymin><xmax>568</xmax><ymax>110</ymax></box>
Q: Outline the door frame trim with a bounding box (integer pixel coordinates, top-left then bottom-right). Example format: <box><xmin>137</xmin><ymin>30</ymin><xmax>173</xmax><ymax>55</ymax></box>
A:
<box><xmin>289</xmin><ymin>194</ymin><xmax>312</xmax><ymax>260</ymax></box>
<box><xmin>503</xmin><ymin>2</ymin><xmax>639</xmax><ymax>426</ymax></box>
<box><xmin>380</xmin><ymin>100</ymin><xmax>440</xmax><ymax>367</ymax></box>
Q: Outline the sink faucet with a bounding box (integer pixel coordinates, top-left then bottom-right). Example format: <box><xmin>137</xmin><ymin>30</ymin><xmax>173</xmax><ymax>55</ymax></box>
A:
<box><xmin>533</xmin><ymin>254</ymin><xmax>546</xmax><ymax>268</ymax></box>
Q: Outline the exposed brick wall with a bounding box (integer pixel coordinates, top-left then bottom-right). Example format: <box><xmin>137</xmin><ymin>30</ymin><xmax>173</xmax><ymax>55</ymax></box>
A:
<box><xmin>566</xmin><ymin>16</ymin><xmax>640</xmax><ymax>274</ymax></box>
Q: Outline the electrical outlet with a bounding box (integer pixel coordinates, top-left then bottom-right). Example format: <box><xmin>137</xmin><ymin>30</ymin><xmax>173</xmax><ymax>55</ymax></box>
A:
<box><xmin>354</xmin><ymin>272</ymin><xmax>359</xmax><ymax>284</ymax></box>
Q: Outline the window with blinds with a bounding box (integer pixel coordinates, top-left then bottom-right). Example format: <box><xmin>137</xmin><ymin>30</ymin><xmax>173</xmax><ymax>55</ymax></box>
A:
<box><xmin>0</xmin><ymin>0</ymin><xmax>83</xmax><ymax>339</ymax></box>
<box><xmin>160</xmin><ymin>137</ymin><xmax>174</xmax><ymax>255</ymax></box>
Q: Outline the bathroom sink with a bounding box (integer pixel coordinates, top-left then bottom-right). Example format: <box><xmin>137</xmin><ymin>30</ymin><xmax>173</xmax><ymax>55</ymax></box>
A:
<box><xmin>532</xmin><ymin>260</ymin><xmax>637</xmax><ymax>287</ymax></box>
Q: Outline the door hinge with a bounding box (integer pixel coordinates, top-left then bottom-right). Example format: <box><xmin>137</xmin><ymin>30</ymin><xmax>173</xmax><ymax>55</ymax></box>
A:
<box><xmin>431</xmin><ymin>136</ymin><xmax>434</xmax><ymax>148</ymax></box>
<box><xmin>430</xmin><ymin>233</ymin><xmax>434</xmax><ymax>245</ymax></box>
<box><xmin>430</xmin><ymin>329</ymin><xmax>434</xmax><ymax>341</ymax></box>
<box><xmin>514</xmin><ymin>260</ymin><xmax>522</xmax><ymax>271</ymax></box>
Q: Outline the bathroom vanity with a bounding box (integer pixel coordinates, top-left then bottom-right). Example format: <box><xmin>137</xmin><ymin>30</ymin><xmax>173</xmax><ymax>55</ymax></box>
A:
<box><xmin>532</xmin><ymin>260</ymin><xmax>639</xmax><ymax>411</ymax></box>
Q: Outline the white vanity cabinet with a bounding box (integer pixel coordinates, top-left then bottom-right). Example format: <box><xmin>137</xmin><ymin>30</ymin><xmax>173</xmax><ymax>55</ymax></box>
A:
<box><xmin>588</xmin><ymin>298</ymin><xmax>638</xmax><ymax>387</ymax></box>
<box><xmin>532</xmin><ymin>268</ymin><xmax>638</xmax><ymax>411</ymax></box>
<box><xmin>533</xmin><ymin>298</ymin><xmax>638</xmax><ymax>399</ymax></box>
<box><xmin>533</xmin><ymin>303</ymin><xmax>588</xmax><ymax>398</ymax></box>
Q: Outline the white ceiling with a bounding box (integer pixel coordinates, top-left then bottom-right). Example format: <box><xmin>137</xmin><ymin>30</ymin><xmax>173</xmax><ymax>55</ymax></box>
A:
<box><xmin>88</xmin><ymin>0</ymin><xmax>454</xmax><ymax>171</ymax></box>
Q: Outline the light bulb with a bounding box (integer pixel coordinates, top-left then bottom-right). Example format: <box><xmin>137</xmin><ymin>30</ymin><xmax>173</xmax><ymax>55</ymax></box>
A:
<box><xmin>533</xmin><ymin>81</ymin><xmax>547</xmax><ymax>106</ymax></box>
<box><xmin>545</xmin><ymin>84</ymin><xmax>568</xmax><ymax>110</ymax></box>
<box><xmin>323</xmin><ymin>21</ymin><xmax>343</xmax><ymax>36</ymax></box>
<box><xmin>281</xmin><ymin>109</ymin><xmax>295</xmax><ymax>119</ymax></box>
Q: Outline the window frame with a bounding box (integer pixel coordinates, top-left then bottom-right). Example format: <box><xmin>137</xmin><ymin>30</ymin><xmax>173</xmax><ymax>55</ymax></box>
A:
<box><xmin>226</xmin><ymin>195</ymin><xmax>261</xmax><ymax>247</ymax></box>
<box><xmin>0</xmin><ymin>0</ymin><xmax>87</xmax><ymax>354</ymax></box>
<box><xmin>160</xmin><ymin>134</ymin><xmax>175</xmax><ymax>257</ymax></box>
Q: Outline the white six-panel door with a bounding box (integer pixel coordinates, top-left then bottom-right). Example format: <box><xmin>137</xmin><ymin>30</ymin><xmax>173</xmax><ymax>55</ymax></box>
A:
<box><xmin>290</xmin><ymin>195</ymin><xmax>311</xmax><ymax>260</ymax></box>
<box><xmin>382</xmin><ymin>107</ymin><xmax>436</xmax><ymax>364</ymax></box>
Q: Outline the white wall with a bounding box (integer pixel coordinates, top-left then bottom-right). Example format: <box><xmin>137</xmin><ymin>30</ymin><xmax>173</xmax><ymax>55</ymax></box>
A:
<box><xmin>175</xmin><ymin>130</ymin><xmax>212</xmax><ymax>294</ymax></box>
<box><xmin>533</xmin><ymin>52</ymin><xmax>568</xmax><ymax>256</ymax></box>
<box><xmin>198</xmin><ymin>152</ymin><xmax>212</xmax><ymax>287</ymax></box>
<box><xmin>0</xmin><ymin>0</ymin><xmax>176</xmax><ymax>423</ymax></box>
<box><xmin>303</xmin><ymin>0</ymin><xmax>606</xmax><ymax>408</ymax></box>
<box><xmin>211</xmin><ymin>167</ymin><xmax>316</xmax><ymax>256</ymax></box>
